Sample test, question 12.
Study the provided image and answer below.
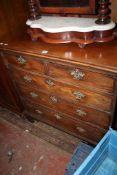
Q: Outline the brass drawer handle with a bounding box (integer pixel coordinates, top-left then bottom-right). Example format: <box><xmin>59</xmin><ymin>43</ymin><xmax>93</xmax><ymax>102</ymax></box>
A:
<box><xmin>54</xmin><ymin>113</ymin><xmax>62</xmax><ymax>120</ymax></box>
<box><xmin>23</xmin><ymin>75</ymin><xmax>32</xmax><ymax>82</ymax></box>
<box><xmin>35</xmin><ymin>109</ymin><xmax>43</xmax><ymax>114</ymax></box>
<box><xmin>70</xmin><ymin>69</ymin><xmax>85</xmax><ymax>80</ymax></box>
<box><xmin>50</xmin><ymin>96</ymin><xmax>58</xmax><ymax>103</ymax></box>
<box><xmin>76</xmin><ymin>109</ymin><xmax>87</xmax><ymax>117</ymax></box>
<box><xmin>30</xmin><ymin>92</ymin><xmax>38</xmax><ymax>98</ymax></box>
<box><xmin>45</xmin><ymin>79</ymin><xmax>54</xmax><ymax>87</ymax></box>
<box><xmin>76</xmin><ymin>127</ymin><xmax>86</xmax><ymax>133</ymax></box>
<box><xmin>73</xmin><ymin>91</ymin><xmax>85</xmax><ymax>100</ymax></box>
<box><xmin>17</xmin><ymin>56</ymin><xmax>27</xmax><ymax>65</ymax></box>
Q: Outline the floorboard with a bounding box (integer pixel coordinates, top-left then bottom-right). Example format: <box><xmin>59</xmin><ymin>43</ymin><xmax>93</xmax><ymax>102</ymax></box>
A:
<box><xmin>0</xmin><ymin>107</ymin><xmax>80</xmax><ymax>154</ymax></box>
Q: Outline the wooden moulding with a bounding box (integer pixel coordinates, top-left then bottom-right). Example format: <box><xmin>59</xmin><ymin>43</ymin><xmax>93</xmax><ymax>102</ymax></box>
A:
<box><xmin>27</xmin><ymin>27</ymin><xmax>115</xmax><ymax>48</ymax></box>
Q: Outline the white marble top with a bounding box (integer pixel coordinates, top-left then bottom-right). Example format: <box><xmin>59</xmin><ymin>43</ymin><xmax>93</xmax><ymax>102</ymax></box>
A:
<box><xmin>26</xmin><ymin>16</ymin><xmax>115</xmax><ymax>33</ymax></box>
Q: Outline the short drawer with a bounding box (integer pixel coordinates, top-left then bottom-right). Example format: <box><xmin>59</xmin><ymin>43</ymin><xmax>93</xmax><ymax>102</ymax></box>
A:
<box><xmin>47</xmin><ymin>63</ymin><xmax>114</xmax><ymax>94</ymax></box>
<box><xmin>12</xmin><ymin>68</ymin><xmax>113</xmax><ymax>112</ymax></box>
<box><xmin>21</xmin><ymin>90</ymin><xmax>110</xmax><ymax>129</ymax></box>
<box><xmin>4</xmin><ymin>53</ymin><xmax>45</xmax><ymax>74</ymax></box>
<box><xmin>24</xmin><ymin>103</ymin><xmax>106</xmax><ymax>144</ymax></box>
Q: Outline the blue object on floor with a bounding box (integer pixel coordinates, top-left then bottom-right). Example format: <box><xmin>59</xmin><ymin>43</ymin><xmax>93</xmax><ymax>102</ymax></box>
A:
<box><xmin>74</xmin><ymin>128</ymin><xmax>117</xmax><ymax>175</ymax></box>
<box><xmin>64</xmin><ymin>142</ymin><xmax>93</xmax><ymax>175</ymax></box>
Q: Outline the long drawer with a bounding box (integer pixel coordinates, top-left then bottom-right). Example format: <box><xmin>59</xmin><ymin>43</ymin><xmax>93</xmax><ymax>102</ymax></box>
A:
<box><xmin>16</xmin><ymin>83</ymin><xmax>110</xmax><ymax>129</ymax></box>
<box><xmin>11</xmin><ymin>67</ymin><xmax>113</xmax><ymax>112</ymax></box>
<box><xmin>24</xmin><ymin>102</ymin><xmax>106</xmax><ymax>144</ymax></box>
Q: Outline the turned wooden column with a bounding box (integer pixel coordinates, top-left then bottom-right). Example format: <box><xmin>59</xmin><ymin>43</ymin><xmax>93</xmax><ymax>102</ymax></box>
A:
<box><xmin>95</xmin><ymin>0</ymin><xmax>111</xmax><ymax>24</ymax></box>
<box><xmin>28</xmin><ymin>0</ymin><xmax>41</xmax><ymax>20</ymax></box>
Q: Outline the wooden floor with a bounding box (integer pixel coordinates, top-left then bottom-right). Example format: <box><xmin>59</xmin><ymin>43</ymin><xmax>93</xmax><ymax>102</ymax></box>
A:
<box><xmin>0</xmin><ymin>107</ymin><xmax>80</xmax><ymax>175</ymax></box>
<box><xmin>0</xmin><ymin>107</ymin><xmax>80</xmax><ymax>154</ymax></box>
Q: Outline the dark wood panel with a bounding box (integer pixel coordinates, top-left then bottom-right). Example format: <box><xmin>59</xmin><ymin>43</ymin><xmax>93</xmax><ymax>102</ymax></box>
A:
<box><xmin>0</xmin><ymin>52</ymin><xmax>23</xmax><ymax>113</ymax></box>
<box><xmin>0</xmin><ymin>0</ymin><xmax>28</xmax><ymax>39</ymax></box>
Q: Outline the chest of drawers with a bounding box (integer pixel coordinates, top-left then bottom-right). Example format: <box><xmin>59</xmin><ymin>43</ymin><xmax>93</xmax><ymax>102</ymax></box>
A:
<box><xmin>1</xmin><ymin>37</ymin><xmax>117</xmax><ymax>144</ymax></box>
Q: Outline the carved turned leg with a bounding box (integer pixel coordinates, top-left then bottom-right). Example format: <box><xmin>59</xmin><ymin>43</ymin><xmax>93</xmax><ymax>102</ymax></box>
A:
<box><xmin>28</xmin><ymin>0</ymin><xmax>41</xmax><ymax>20</ymax></box>
<box><xmin>95</xmin><ymin>0</ymin><xmax>111</xmax><ymax>24</ymax></box>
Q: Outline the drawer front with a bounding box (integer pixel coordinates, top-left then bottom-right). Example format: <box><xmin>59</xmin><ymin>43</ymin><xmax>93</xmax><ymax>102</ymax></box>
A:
<box><xmin>24</xmin><ymin>103</ymin><xmax>106</xmax><ymax>143</ymax></box>
<box><xmin>20</xmin><ymin>89</ymin><xmax>110</xmax><ymax>129</ymax></box>
<box><xmin>47</xmin><ymin>63</ymin><xmax>114</xmax><ymax>94</ymax></box>
<box><xmin>12</xmin><ymin>68</ymin><xmax>113</xmax><ymax>112</ymax></box>
<box><xmin>16</xmin><ymin>83</ymin><xmax>111</xmax><ymax>129</ymax></box>
<box><xmin>4</xmin><ymin>53</ymin><xmax>45</xmax><ymax>74</ymax></box>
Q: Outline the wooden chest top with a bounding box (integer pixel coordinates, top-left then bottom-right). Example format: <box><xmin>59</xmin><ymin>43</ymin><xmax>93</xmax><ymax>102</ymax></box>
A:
<box><xmin>1</xmin><ymin>35</ymin><xmax>117</xmax><ymax>73</ymax></box>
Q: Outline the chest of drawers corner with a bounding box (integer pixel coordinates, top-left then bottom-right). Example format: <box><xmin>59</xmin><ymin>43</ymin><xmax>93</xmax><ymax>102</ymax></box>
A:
<box><xmin>2</xmin><ymin>40</ymin><xmax>117</xmax><ymax>145</ymax></box>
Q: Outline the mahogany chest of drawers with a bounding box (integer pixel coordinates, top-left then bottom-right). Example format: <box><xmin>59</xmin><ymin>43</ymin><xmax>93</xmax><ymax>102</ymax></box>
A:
<box><xmin>0</xmin><ymin>36</ymin><xmax>117</xmax><ymax>144</ymax></box>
